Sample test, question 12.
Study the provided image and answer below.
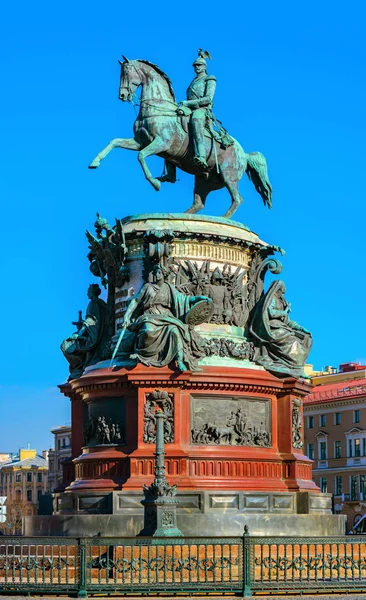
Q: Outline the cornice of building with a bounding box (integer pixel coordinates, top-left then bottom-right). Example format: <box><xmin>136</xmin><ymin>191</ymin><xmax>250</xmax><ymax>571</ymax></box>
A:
<box><xmin>313</xmin><ymin>465</ymin><xmax>366</xmax><ymax>473</ymax></box>
<box><xmin>304</xmin><ymin>397</ymin><xmax>366</xmax><ymax>411</ymax></box>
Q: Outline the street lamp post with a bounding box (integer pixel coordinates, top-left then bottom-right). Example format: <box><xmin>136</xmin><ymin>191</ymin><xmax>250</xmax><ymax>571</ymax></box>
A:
<box><xmin>139</xmin><ymin>410</ymin><xmax>183</xmax><ymax>537</ymax></box>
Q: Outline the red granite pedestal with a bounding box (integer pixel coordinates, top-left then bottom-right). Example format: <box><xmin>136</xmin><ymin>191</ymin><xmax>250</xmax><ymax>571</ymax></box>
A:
<box><xmin>25</xmin><ymin>364</ymin><xmax>346</xmax><ymax>536</ymax></box>
<box><xmin>59</xmin><ymin>364</ymin><xmax>317</xmax><ymax>495</ymax></box>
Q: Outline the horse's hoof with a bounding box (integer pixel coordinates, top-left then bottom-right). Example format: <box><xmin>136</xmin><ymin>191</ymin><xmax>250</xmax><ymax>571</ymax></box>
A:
<box><xmin>151</xmin><ymin>178</ymin><xmax>161</xmax><ymax>191</ymax></box>
<box><xmin>88</xmin><ymin>159</ymin><xmax>100</xmax><ymax>169</ymax></box>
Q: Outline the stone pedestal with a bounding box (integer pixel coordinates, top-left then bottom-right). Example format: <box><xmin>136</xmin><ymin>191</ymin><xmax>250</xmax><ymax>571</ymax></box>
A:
<box><xmin>59</xmin><ymin>365</ymin><xmax>316</xmax><ymax>495</ymax></box>
<box><xmin>24</xmin><ymin>363</ymin><xmax>346</xmax><ymax>536</ymax></box>
<box><xmin>27</xmin><ymin>214</ymin><xmax>345</xmax><ymax>536</ymax></box>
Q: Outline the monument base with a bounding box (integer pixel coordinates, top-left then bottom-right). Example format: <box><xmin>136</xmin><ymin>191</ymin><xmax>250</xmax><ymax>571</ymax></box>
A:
<box><xmin>25</xmin><ymin>490</ymin><xmax>346</xmax><ymax>537</ymax></box>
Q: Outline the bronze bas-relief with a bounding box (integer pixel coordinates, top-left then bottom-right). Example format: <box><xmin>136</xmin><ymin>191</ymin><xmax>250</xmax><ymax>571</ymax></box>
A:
<box><xmin>191</xmin><ymin>395</ymin><xmax>271</xmax><ymax>447</ymax></box>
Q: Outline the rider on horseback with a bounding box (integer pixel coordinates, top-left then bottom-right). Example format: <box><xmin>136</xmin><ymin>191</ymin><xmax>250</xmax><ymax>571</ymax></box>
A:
<box><xmin>177</xmin><ymin>49</ymin><xmax>216</xmax><ymax>170</ymax></box>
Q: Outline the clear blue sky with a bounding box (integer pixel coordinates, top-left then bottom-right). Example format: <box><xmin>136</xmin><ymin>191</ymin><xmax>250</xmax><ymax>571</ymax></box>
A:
<box><xmin>1</xmin><ymin>0</ymin><xmax>365</xmax><ymax>454</ymax></box>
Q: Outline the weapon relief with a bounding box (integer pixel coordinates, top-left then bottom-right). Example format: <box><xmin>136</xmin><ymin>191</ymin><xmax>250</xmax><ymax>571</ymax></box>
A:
<box><xmin>86</xmin><ymin>213</ymin><xmax>129</xmax><ymax>337</ymax></box>
<box><xmin>175</xmin><ymin>260</ymin><xmax>247</xmax><ymax>326</ymax></box>
<box><xmin>144</xmin><ymin>390</ymin><xmax>174</xmax><ymax>444</ymax></box>
<box><xmin>292</xmin><ymin>398</ymin><xmax>303</xmax><ymax>449</ymax></box>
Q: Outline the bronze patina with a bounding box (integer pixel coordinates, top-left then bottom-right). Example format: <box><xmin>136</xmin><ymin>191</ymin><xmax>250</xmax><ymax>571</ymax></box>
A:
<box><xmin>89</xmin><ymin>51</ymin><xmax>272</xmax><ymax>219</ymax></box>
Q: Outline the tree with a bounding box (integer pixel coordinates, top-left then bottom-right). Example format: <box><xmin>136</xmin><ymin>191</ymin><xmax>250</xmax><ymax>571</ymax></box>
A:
<box><xmin>0</xmin><ymin>496</ymin><xmax>35</xmax><ymax>535</ymax></box>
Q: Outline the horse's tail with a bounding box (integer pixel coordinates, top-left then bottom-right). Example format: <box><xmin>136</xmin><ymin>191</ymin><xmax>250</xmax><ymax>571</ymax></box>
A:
<box><xmin>246</xmin><ymin>151</ymin><xmax>273</xmax><ymax>209</ymax></box>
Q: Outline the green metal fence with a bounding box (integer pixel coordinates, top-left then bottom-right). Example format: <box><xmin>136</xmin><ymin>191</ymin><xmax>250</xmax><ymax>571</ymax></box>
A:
<box><xmin>0</xmin><ymin>533</ymin><xmax>365</xmax><ymax>597</ymax></box>
<box><xmin>249</xmin><ymin>534</ymin><xmax>366</xmax><ymax>594</ymax></box>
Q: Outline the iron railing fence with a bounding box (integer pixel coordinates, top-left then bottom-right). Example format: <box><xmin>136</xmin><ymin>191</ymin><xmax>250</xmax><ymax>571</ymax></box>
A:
<box><xmin>0</xmin><ymin>534</ymin><xmax>365</xmax><ymax>597</ymax></box>
<box><xmin>0</xmin><ymin>536</ymin><xmax>80</xmax><ymax>595</ymax></box>
<box><xmin>0</xmin><ymin>535</ymin><xmax>244</xmax><ymax>597</ymax></box>
<box><xmin>249</xmin><ymin>535</ymin><xmax>366</xmax><ymax>593</ymax></box>
<box><xmin>82</xmin><ymin>536</ymin><xmax>243</xmax><ymax>596</ymax></box>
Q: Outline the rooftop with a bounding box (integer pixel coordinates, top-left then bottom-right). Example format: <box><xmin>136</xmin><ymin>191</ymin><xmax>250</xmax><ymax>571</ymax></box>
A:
<box><xmin>0</xmin><ymin>448</ymin><xmax>48</xmax><ymax>470</ymax></box>
<box><xmin>50</xmin><ymin>425</ymin><xmax>71</xmax><ymax>434</ymax></box>
<box><xmin>304</xmin><ymin>377</ymin><xmax>366</xmax><ymax>404</ymax></box>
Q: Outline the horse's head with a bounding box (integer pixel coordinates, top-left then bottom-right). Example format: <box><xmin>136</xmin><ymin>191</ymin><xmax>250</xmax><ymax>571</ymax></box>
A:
<box><xmin>118</xmin><ymin>57</ymin><xmax>141</xmax><ymax>102</ymax></box>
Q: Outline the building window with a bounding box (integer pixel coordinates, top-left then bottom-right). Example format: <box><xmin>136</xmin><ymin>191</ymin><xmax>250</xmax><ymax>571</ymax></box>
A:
<box><xmin>363</xmin><ymin>438</ymin><xmax>366</xmax><ymax>457</ymax></box>
<box><xmin>320</xmin><ymin>478</ymin><xmax>328</xmax><ymax>493</ymax></box>
<box><xmin>308</xmin><ymin>443</ymin><xmax>314</xmax><ymax>460</ymax></box>
<box><xmin>27</xmin><ymin>472</ymin><xmax>32</xmax><ymax>482</ymax></box>
<box><xmin>351</xmin><ymin>475</ymin><xmax>358</xmax><ymax>501</ymax></box>
<box><xmin>355</xmin><ymin>438</ymin><xmax>361</xmax><ymax>457</ymax></box>
<box><xmin>37</xmin><ymin>473</ymin><xmax>42</xmax><ymax>483</ymax></box>
<box><xmin>354</xmin><ymin>410</ymin><xmax>360</xmax><ymax>423</ymax></box>
<box><xmin>335</xmin><ymin>441</ymin><xmax>342</xmax><ymax>459</ymax></box>
<box><xmin>37</xmin><ymin>489</ymin><xmax>42</xmax><ymax>501</ymax></box>
<box><xmin>26</xmin><ymin>489</ymin><xmax>32</xmax><ymax>502</ymax></box>
<box><xmin>308</xmin><ymin>416</ymin><xmax>314</xmax><ymax>429</ymax></box>
<box><xmin>320</xmin><ymin>414</ymin><xmax>326</xmax><ymax>427</ymax></box>
<box><xmin>349</xmin><ymin>439</ymin><xmax>353</xmax><ymax>457</ymax></box>
<box><xmin>361</xmin><ymin>475</ymin><xmax>366</xmax><ymax>499</ymax></box>
<box><xmin>16</xmin><ymin>473</ymin><xmax>21</xmax><ymax>483</ymax></box>
<box><xmin>320</xmin><ymin>441</ymin><xmax>327</xmax><ymax>460</ymax></box>
<box><xmin>58</xmin><ymin>439</ymin><xmax>61</xmax><ymax>449</ymax></box>
<box><xmin>335</xmin><ymin>412</ymin><xmax>341</xmax><ymax>425</ymax></box>
<box><xmin>335</xmin><ymin>476</ymin><xmax>342</xmax><ymax>496</ymax></box>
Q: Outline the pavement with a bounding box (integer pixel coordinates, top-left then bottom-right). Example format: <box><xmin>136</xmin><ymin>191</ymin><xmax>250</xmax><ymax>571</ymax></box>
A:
<box><xmin>0</xmin><ymin>588</ymin><xmax>366</xmax><ymax>600</ymax></box>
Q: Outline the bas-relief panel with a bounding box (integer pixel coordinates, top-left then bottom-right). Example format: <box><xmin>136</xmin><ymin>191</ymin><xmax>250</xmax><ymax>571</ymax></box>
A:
<box><xmin>190</xmin><ymin>395</ymin><xmax>271</xmax><ymax>447</ymax></box>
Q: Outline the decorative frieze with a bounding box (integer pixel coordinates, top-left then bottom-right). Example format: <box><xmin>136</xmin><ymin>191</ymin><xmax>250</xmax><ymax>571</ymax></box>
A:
<box><xmin>172</xmin><ymin>240</ymin><xmax>250</xmax><ymax>268</ymax></box>
<box><xmin>191</xmin><ymin>395</ymin><xmax>271</xmax><ymax>447</ymax></box>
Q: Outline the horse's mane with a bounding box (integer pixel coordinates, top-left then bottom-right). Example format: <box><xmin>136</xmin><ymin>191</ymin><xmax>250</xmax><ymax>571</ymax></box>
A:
<box><xmin>136</xmin><ymin>60</ymin><xmax>176</xmax><ymax>102</ymax></box>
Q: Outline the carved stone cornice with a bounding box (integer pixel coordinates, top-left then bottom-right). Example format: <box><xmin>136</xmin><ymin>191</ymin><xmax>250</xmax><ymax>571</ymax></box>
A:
<box><xmin>65</xmin><ymin>365</ymin><xmax>309</xmax><ymax>400</ymax></box>
<box><xmin>125</xmin><ymin>228</ymin><xmax>280</xmax><ymax>256</ymax></box>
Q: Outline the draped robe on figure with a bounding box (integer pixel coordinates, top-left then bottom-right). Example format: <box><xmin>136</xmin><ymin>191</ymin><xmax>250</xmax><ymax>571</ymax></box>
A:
<box><xmin>128</xmin><ymin>282</ymin><xmax>202</xmax><ymax>370</ymax></box>
<box><xmin>249</xmin><ymin>281</ymin><xmax>312</xmax><ymax>378</ymax></box>
<box><xmin>61</xmin><ymin>296</ymin><xmax>108</xmax><ymax>379</ymax></box>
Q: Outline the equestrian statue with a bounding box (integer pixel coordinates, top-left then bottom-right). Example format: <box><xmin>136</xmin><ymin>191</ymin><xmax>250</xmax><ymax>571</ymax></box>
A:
<box><xmin>89</xmin><ymin>50</ymin><xmax>272</xmax><ymax>219</ymax></box>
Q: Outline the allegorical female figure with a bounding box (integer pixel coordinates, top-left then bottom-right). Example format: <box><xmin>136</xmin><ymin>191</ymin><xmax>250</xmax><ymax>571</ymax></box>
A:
<box><xmin>249</xmin><ymin>280</ymin><xmax>312</xmax><ymax>378</ymax></box>
<box><xmin>120</xmin><ymin>265</ymin><xmax>212</xmax><ymax>371</ymax></box>
<box><xmin>61</xmin><ymin>283</ymin><xmax>108</xmax><ymax>380</ymax></box>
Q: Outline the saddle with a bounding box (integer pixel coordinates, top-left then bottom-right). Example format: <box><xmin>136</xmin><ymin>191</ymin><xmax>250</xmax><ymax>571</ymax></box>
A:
<box><xmin>179</xmin><ymin>109</ymin><xmax>234</xmax><ymax>149</ymax></box>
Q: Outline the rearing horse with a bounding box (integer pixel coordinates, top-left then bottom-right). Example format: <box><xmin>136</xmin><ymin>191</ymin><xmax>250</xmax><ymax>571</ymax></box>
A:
<box><xmin>89</xmin><ymin>58</ymin><xmax>272</xmax><ymax>219</ymax></box>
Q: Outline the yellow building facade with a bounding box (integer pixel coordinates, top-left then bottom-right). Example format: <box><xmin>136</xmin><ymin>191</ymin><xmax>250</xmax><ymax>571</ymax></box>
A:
<box><xmin>0</xmin><ymin>448</ymin><xmax>48</xmax><ymax>533</ymax></box>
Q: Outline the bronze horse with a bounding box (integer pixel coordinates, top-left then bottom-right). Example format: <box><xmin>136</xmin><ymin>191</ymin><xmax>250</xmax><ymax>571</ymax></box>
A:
<box><xmin>89</xmin><ymin>58</ymin><xmax>272</xmax><ymax>219</ymax></box>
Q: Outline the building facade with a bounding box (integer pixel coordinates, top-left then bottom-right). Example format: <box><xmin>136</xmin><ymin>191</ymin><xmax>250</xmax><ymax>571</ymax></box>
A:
<box><xmin>48</xmin><ymin>425</ymin><xmax>72</xmax><ymax>492</ymax></box>
<box><xmin>0</xmin><ymin>453</ymin><xmax>11</xmax><ymax>464</ymax></box>
<box><xmin>304</xmin><ymin>369</ymin><xmax>366</xmax><ymax>532</ymax></box>
<box><xmin>0</xmin><ymin>448</ymin><xmax>48</xmax><ymax>533</ymax></box>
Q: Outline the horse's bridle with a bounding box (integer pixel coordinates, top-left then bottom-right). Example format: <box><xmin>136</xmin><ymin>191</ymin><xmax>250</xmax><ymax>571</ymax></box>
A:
<box><xmin>120</xmin><ymin>62</ymin><xmax>178</xmax><ymax>116</ymax></box>
<box><xmin>119</xmin><ymin>62</ymin><xmax>141</xmax><ymax>103</ymax></box>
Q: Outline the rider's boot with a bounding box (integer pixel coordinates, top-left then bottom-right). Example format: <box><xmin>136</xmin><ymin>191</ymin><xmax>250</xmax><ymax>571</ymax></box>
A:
<box><xmin>157</xmin><ymin>160</ymin><xmax>177</xmax><ymax>183</ymax></box>
<box><xmin>193</xmin><ymin>142</ymin><xmax>208</xmax><ymax>170</ymax></box>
